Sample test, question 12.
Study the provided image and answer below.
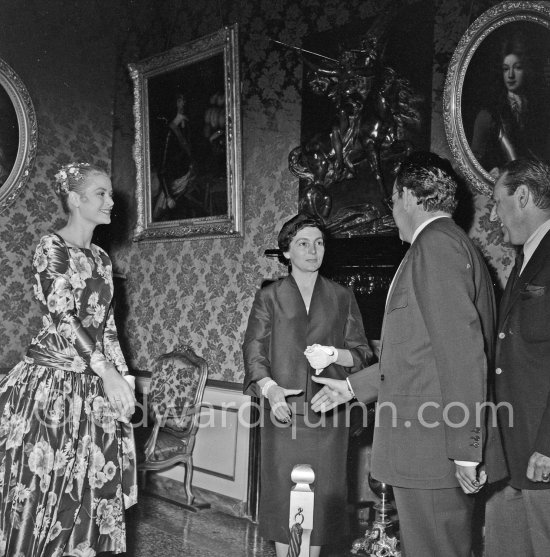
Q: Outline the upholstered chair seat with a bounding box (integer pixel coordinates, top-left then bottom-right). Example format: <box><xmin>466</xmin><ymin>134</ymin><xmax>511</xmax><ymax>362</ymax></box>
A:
<box><xmin>146</xmin><ymin>429</ymin><xmax>191</xmax><ymax>461</ymax></box>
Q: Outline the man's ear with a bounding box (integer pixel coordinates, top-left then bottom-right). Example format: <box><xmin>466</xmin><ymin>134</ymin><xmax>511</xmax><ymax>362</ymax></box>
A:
<box><xmin>402</xmin><ymin>187</ymin><xmax>415</xmax><ymax>209</ymax></box>
<box><xmin>515</xmin><ymin>184</ymin><xmax>529</xmax><ymax>209</ymax></box>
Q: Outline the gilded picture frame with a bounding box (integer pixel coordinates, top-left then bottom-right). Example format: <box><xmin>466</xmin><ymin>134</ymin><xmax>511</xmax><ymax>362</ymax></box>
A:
<box><xmin>444</xmin><ymin>1</ymin><xmax>550</xmax><ymax>196</ymax></box>
<box><xmin>129</xmin><ymin>24</ymin><xmax>243</xmax><ymax>241</ymax></box>
<box><xmin>0</xmin><ymin>58</ymin><xmax>37</xmax><ymax>214</ymax></box>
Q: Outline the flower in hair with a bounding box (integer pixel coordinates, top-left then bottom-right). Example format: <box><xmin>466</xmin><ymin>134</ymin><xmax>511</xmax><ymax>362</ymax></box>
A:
<box><xmin>54</xmin><ymin>162</ymin><xmax>90</xmax><ymax>195</ymax></box>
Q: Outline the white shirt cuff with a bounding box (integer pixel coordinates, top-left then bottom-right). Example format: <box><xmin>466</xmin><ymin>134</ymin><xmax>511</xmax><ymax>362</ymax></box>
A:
<box><xmin>345</xmin><ymin>377</ymin><xmax>356</xmax><ymax>398</ymax></box>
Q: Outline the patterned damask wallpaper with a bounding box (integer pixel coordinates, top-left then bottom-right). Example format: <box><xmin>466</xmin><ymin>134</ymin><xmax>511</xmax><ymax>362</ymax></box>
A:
<box><xmin>0</xmin><ymin>0</ymin><xmax>514</xmax><ymax>383</ymax></box>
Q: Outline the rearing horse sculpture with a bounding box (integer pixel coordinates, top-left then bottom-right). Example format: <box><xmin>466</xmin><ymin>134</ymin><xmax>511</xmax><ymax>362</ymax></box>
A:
<box><xmin>289</xmin><ymin>34</ymin><xmax>421</xmax><ymax>222</ymax></box>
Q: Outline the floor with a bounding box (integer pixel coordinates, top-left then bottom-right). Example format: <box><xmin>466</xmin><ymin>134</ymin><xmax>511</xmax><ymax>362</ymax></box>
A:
<box><xmin>120</xmin><ymin>494</ymin><xmax>362</xmax><ymax>557</ymax></box>
<box><xmin>121</xmin><ymin>495</ymin><xmax>276</xmax><ymax>557</ymax></box>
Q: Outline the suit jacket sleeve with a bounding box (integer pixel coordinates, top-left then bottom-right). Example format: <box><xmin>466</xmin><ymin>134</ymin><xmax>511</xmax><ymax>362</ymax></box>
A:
<box><xmin>535</xmin><ymin>400</ymin><xmax>550</xmax><ymax>457</ymax></box>
<box><xmin>412</xmin><ymin>230</ymin><xmax>487</xmax><ymax>462</ymax></box>
<box><xmin>242</xmin><ymin>288</ymin><xmax>272</xmax><ymax>398</ymax></box>
<box><xmin>536</xmin><ymin>388</ymin><xmax>550</xmax><ymax>456</ymax></box>
<box><xmin>344</xmin><ymin>292</ymin><xmax>373</xmax><ymax>371</ymax></box>
<box><xmin>348</xmin><ymin>362</ymin><xmax>380</xmax><ymax>404</ymax></box>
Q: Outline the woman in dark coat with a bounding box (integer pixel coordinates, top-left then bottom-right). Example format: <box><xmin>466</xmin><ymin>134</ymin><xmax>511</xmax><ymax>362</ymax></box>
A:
<box><xmin>243</xmin><ymin>213</ymin><xmax>372</xmax><ymax>557</ymax></box>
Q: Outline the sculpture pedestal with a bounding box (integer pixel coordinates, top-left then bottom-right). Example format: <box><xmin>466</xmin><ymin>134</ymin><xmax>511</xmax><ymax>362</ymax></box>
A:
<box><xmin>351</xmin><ymin>475</ymin><xmax>401</xmax><ymax>557</ymax></box>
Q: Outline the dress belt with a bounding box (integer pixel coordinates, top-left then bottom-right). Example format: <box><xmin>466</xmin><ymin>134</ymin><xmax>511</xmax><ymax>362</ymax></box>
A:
<box><xmin>25</xmin><ymin>346</ymin><xmax>95</xmax><ymax>376</ymax></box>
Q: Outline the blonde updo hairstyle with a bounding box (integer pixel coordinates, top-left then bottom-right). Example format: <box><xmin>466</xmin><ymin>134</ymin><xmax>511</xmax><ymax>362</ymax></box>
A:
<box><xmin>54</xmin><ymin>162</ymin><xmax>109</xmax><ymax>214</ymax></box>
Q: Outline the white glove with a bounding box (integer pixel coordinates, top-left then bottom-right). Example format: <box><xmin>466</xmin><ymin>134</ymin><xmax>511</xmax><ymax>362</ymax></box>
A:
<box><xmin>304</xmin><ymin>344</ymin><xmax>338</xmax><ymax>374</ymax></box>
<box><xmin>124</xmin><ymin>375</ymin><xmax>136</xmax><ymax>391</ymax></box>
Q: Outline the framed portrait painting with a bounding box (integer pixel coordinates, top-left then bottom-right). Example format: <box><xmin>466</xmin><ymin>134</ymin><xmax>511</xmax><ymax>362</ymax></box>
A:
<box><xmin>129</xmin><ymin>24</ymin><xmax>243</xmax><ymax>241</ymax></box>
<box><xmin>445</xmin><ymin>1</ymin><xmax>550</xmax><ymax>195</ymax></box>
<box><xmin>0</xmin><ymin>58</ymin><xmax>37</xmax><ymax>214</ymax></box>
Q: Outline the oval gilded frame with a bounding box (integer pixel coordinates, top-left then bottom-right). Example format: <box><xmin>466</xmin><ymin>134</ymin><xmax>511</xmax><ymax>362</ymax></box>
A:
<box><xmin>444</xmin><ymin>1</ymin><xmax>550</xmax><ymax>196</ymax></box>
<box><xmin>0</xmin><ymin>58</ymin><xmax>37</xmax><ymax>214</ymax></box>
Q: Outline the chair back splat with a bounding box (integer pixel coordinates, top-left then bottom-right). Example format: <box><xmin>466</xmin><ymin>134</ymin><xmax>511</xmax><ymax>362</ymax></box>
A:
<box><xmin>137</xmin><ymin>344</ymin><xmax>209</xmax><ymax>509</ymax></box>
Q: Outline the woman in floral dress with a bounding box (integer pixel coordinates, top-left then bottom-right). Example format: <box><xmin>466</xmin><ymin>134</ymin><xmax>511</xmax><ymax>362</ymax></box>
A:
<box><xmin>0</xmin><ymin>163</ymin><xmax>137</xmax><ymax>556</ymax></box>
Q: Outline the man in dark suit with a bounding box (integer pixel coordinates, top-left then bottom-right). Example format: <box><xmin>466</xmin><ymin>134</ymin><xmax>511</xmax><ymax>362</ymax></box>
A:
<box><xmin>309</xmin><ymin>152</ymin><xmax>496</xmax><ymax>557</ymax></box>
<box><xmin>484</xmin><ymin>158</ymin><xmax>550</xmax><ymax>557</ymax></box>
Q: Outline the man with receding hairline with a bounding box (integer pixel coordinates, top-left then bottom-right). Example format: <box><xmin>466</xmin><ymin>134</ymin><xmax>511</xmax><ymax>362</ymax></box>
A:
<box><xmin>485</xmin><ymin>157</ymin><xmax>550</xmax><ymax>557</ymax></box>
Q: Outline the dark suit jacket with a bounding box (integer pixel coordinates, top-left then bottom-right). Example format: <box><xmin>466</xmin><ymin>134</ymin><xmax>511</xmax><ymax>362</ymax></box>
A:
<box><xmin>349</xmin><ymin>218</ymin><xmax>497</xmax><ymax>489</ymax></box>
<box><xmin>242</xmin><ymin>274</ymin><xmax>372</xmax><ymax>416</ymax></box>
<box><xmin>491</xmin><ymin>227</ymin><xmax>550</xmax><ymax>490</ymax></box>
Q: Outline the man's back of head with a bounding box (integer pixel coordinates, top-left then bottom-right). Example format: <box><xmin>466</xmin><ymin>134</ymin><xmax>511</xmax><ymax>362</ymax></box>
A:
<box><xmin>394</xmin><ymin>151</ymin><xmax>458</xmax><ymax>214</ymax></box>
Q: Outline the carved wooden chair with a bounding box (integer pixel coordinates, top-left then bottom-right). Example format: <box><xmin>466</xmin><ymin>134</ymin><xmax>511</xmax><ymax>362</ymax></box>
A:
<box><xmin>138</xmin><ymin>344</ymin><xmax>208</xmax><ymax>507</ymax></box>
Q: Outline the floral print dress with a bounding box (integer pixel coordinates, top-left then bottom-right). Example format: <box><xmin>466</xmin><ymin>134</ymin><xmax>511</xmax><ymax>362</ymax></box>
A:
<box><xmin>0</xmin><ymin>233</ymin><xmax>137</xmax><ymax>557</ymax></box>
